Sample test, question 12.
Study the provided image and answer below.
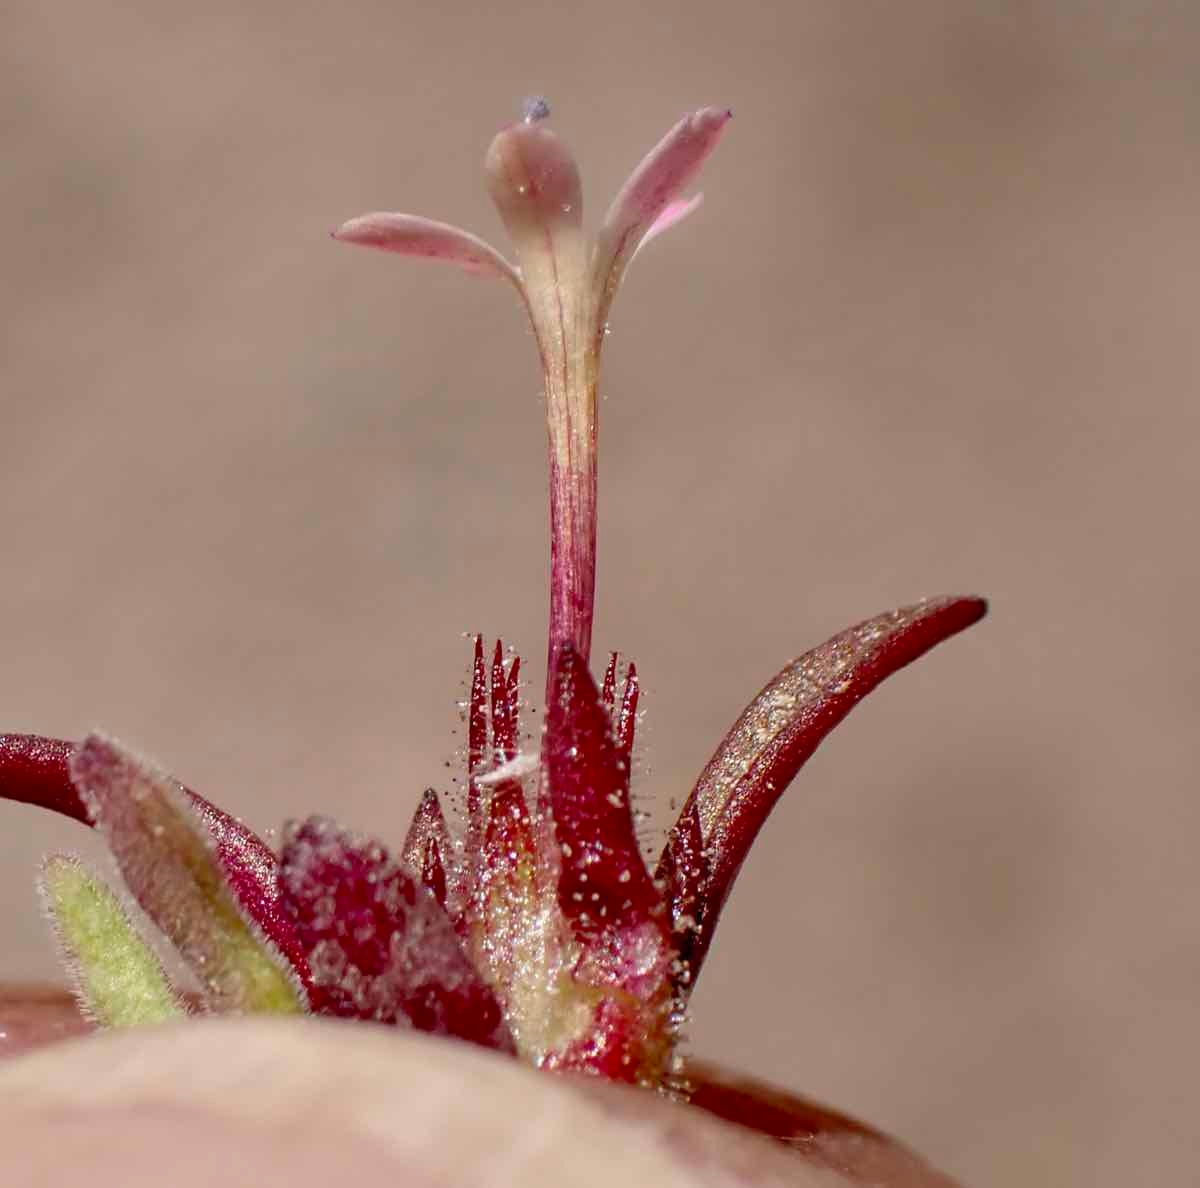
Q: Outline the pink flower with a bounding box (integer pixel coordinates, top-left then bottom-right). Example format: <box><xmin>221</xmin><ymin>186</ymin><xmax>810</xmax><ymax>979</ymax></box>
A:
<box><xmin>0</xmin><ymin>102</ymin><xmax>985</xmax><ymax>1096</ymax></box>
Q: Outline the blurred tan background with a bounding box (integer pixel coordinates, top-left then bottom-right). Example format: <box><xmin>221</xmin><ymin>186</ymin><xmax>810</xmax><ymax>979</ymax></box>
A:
<box><xmin>2</xmin><ymin>2</ymin><xmax>1197</xmax><ymax>1184</ymax></box>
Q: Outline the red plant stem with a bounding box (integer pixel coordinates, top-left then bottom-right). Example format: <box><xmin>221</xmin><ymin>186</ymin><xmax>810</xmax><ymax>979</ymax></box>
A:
<box><xmin>547</xmin><ymin>444</ymin><xmax>597</xmax><ymax>700</ymax></box>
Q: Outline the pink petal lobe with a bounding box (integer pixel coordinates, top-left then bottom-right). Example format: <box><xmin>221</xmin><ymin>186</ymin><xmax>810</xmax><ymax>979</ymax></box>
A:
<box><xmin>632</xmin><ymin>194</ymin><xmax>704</xmax><ymax>261</ymax></box>
<box><xmin>0</xmin><ymin>733</ymin><xmax>309</xmax><ymax>989</ymax></box>
<box><xmin>543</xmin><ymin>647</ymin><xmax>663</xmax><ymax>941</ymax></box>
<box><xmin>662</xmin><ymin>596</ymin><xmax>987</xmax><ymax>978</ymax></box>
<box><xmin>594</xmin><ymin>107</ymin><xmax>730</xmax><ymax>324</ymax></box>
<box><xmin>278</xmin><ymin>816</ymin><xmax>515</xmax><ymax>1053</ymax></box>
<box><xmin>333</xmin><ymin>213</ymin><xmax>518</xmax><ymax>283</ymax></box>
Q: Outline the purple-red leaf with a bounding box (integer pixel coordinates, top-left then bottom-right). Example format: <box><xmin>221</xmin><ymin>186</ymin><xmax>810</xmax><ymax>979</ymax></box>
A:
<box><xmin>0</xmin><ymin>733</ymin><xmax>309</xmax><ymax>990</ymax></box>
<box><xmin>278</xmin><ymin>815</ymin><xmax>515</xmax><ymax>1053</ymax></box>
<box><xmin>661</xmin><ymin>596</ymin><xmax>987</xmax><ymax>978</ymax></box>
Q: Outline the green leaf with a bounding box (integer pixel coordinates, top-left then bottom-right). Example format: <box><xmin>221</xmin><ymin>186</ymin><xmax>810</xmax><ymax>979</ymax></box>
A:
<box><xmin>41</xmin><ymin>854</ymin><xmax>185</xmax><ymax>1028</ymax></box>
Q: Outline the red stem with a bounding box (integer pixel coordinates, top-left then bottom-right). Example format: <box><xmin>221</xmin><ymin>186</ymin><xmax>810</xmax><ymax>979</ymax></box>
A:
<box><xmin>547</xmin><ymin>449</ymin><xmax>597</xmax><ymax>701</ymax></box>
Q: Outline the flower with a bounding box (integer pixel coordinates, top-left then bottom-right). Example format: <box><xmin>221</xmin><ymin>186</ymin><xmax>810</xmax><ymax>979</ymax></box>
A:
<box><xmin>335</xmin><ymin>97</ymin><xmax>731</xmax><ymax>681</ymax></box>
<box><xmin>0</xmin><ymin>102</ymin><xmax>986</xmax><ymax>1095</ymax></box>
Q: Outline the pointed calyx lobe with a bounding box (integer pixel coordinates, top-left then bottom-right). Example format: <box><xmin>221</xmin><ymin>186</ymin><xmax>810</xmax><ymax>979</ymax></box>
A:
<box><xmin>278</xmin><ymin>815</ymin><xmax>515</xmax><ymax>1054</ymax></box>
<box><xmin>658</xmin><ymin>596</ymin><xmax>988</xmax><ymax>982</ymax></box>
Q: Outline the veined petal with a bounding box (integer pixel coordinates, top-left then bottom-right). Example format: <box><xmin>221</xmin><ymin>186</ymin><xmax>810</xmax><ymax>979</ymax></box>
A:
<box><xmin>333</xmin><ymin>213</ymin><xmax>520</xmax><ymax>284</ymax></box>
<box><xmin>71</xmin><ymin>734</ymin><xmax>306</xmax><ymax>1016</ymax></box>
<box><xmin>660</xmin><ymin>596</ymin><xmax>987</xmax><ymax>981</ymax></box>
<box><xmin>485</xmin><ymin>118</ymin><xmax>590</xmax><ymax>367</ymax></box>
<box><xmin>40</xmin><ymin>854</ymin><xmax>186</xmax><ymax>1028</ymax></box>
<box><xmin>593</xmin><ymin>107</ymin><xmax>731</xmax><ymax>329</ymax></box>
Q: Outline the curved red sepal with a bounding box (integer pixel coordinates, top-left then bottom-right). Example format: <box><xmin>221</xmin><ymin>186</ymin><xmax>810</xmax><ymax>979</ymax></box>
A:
<box><xmin>660</xmin><ymin>596</ymin><xmax>987</xmax><ymax>979</ymax></box>
<box><xmin>0</xmin><ymin>733</ymin><xmax>310</xmax><ymax>992</ymax></box>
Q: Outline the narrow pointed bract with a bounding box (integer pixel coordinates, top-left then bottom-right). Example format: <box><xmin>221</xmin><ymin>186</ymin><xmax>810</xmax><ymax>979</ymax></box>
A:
<box><xmin>615</xmin><ymin>661</ymin><xmax>640</xmax><ymax>759</ymax></box>
<box><xmin>601</xmin><ymin>652</ymin><xmax>619</xmax><ymax>712</ymax></box>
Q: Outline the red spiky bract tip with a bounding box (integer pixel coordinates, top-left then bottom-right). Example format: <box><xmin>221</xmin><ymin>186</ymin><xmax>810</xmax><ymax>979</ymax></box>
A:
<box><xmin>600</xmin><ymin>653</ymin><xmax>618</xmax><ymax>712</ymax></box>
<box><xmin>616</xmin><ymin>661</ymin><xmax>639</xmax><ymax>759</ymax></box>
